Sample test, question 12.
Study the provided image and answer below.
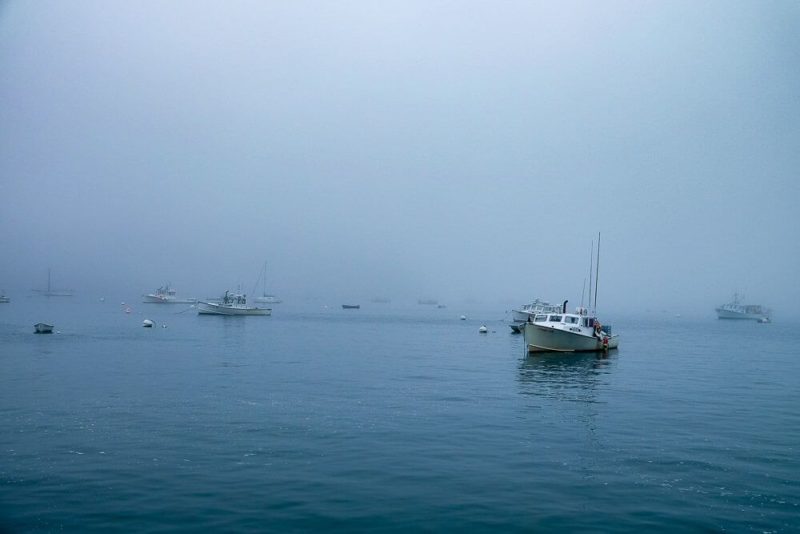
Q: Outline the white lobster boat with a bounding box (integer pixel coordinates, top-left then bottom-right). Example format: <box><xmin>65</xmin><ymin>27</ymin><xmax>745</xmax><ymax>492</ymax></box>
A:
<box><xmin>715</xmin><ymin>293</ymin><xmax>770</xmax><ymax>321</ymax></box>
<box><xmin>510</xmin><ymin>298</ymin><xmax>562</xmax><ymax>332</ymax></box>
<box><xmin>522</xmin><ymin>234</ymin><xmax>620</xmax><ymax>353</ymax></box>
<box><xmin>522</xmin><ymin>304</ymin><xmax>619</xmax><ymax>353</ymax></box>
<box><xmin>197</xmin><ymin>291</ymin><xmax>271</xmax><ymax>316</ymax></box>
<box><xmin>511</xmin><ymin>298</ymin><xmax>561</xmax><ymax>323</ymax></box>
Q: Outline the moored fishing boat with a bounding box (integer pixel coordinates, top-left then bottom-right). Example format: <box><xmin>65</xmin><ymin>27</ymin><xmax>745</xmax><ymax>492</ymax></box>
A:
<box><xmin>715</xmin><ymin>293</ymin><xmax>770</xmax><ymax>321</ymax></box>
<box><xmin>142</xmin><ymin>284</ymin><xmax>196</xmax><ymax>304</ymax></box>
<box><xmin>522</xmin><ymin>233</ymin><xmax>620</xmax><ymax>354</ymax></box>
<box><xmin>197</xmin><ymin>291</ymin><xmax>271</xmax><ymax>316</ymax></box>
<box><xmin>511</xmin><ymin>298</ymin><xmax>561</xmax><ymax>323</ymax></box>
<box><xmin>522</xmin><ymin>303</ymin><xmax>619</xmax><ymax>353</ymax></box>
<box><xmin>509</xmin><ymin>298</ymin><xmax>561</xmax><ymax>332</ymax></box>
<box><xmin>34</xmin><ymin>322</ymin><xmax>54</xmax><ymax>334</ymax></box>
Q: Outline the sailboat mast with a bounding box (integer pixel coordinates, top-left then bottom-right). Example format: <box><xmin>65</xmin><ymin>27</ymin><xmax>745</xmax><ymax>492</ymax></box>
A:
<box><xmin>594</xmin><ymin>233</ymin><xmax>601</xmax><ymax>311</ymax></box>
<box><xmin>263</xmin><ymin>261</ymin><xmax>267</xmax><ymax>297</ymax></box>
<box><xmin>47</xmin><ymin>268</ymin><xmax>51</xmax><ymax>293</ymax></box>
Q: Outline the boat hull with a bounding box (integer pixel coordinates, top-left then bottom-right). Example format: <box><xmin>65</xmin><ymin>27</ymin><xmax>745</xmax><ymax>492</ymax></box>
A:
<box><xmin>716</xmin><ymin>309</ymin><xmax>766</xmax><ymax>320</ymax></box>
<box><xmin>254</xmin><ymin>296</ymin><xmax>282</xmax><ymax>304</ymax></box>
<box><xmin>34</xmin><ymin>323</ymin><xmax>54</xmax><ymax>334</ymax></box>
<box><xmin>142</xmin><ymin>294</ymin><xmax>197</xmax><ymax>304</ymax></box>
<box><xmin>522</xmin><ymin>323</ymin><xmax>619</xmax><ymax>353</ymax></box>
<box><xmin>197</xmin><ymin>302</ymin><xmax>271</xmax><ymax>316</ymax></box>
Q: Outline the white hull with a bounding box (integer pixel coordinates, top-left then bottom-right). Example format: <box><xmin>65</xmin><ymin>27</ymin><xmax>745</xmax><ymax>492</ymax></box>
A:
<box><xmin>254</xmin><ymin>295</ymin><xmax>282</xmax><ymax>304</ymax></box>
<box><xmin>0</xmin><ymin>296</ymin><xmax>9</xmax><ymax>303</ymax></box>
<box><xmin>522</xmin><ymin>323</ymin><xmax>619</xmax><ymax>353</ymax></box>
<box><xmin>142</xmin><ymin>294</ymin><xmax>197</xmax><ymax>304</ymax></box>
<box><xmin>197</xmin><ymin>301</ymin><xmax>271</xmax><ymax>316</ymax></box>
<box><xmin>716</xmin><ymin>309</ymin><xmax>766</xmax><ymax>320</ymax></box>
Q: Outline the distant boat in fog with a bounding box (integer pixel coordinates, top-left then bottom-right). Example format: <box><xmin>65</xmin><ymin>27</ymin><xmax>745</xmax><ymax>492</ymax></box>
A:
<box><xmin>0</xmin><ymin>291</ymin><xmax>9</xmax><ymax>303</ymax></box>
<box><xmin>34</xmin><ymin>322</ymin><xmax>54</xmax><ymax>334</ymax></box>
<box><xmin>253</xmin><ymin>262</ymin><xmax>282</xmax><ymax>304</ymax></box>
<box><xmin>342</xmin><ymin>304</ymin><xmax>360</xmax><ymax>309</ymax></box>
<box><xmin>33</xmin><ymin>269</ymin><xmax>73</xmax><ymax>297</ymax></box>
<box><xmin>142</xmin><ymin>284</ymin><xmax>196</xmax><ymax>304</ymax></box>
<box><xmin>716</xmin><ymin>293</ymin><xmax>771</xmax><ymax>321</ymax></box>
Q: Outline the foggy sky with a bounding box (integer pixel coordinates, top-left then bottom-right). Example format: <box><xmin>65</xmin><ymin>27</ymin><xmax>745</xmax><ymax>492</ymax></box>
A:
<box><xmin>1</xmin><ymin>1</ymin><xmax>799</xmax><ymax>315</ymax></box>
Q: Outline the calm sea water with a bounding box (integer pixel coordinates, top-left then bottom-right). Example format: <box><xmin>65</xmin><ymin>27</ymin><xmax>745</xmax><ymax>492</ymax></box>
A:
<box><xmin>1</xmin><ymin>298</ymin><xmax>798</xmax><ymax>532</ymax></box>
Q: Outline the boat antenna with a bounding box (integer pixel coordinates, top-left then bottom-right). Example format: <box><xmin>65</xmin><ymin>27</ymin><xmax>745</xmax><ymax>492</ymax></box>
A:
<box><xmin>594</xmin><ymin>232</ymin><xmax>600</xmax><ymax>311</ymax></box>
<box><xmin>580</xmin><ymin>277</ymin><xmax>586</xmax><ymax>308</ymax></box>
<box><xmin>588</xmin><ymin>239</ymin><xmax>594</xmax><ymax>311</ymax></box>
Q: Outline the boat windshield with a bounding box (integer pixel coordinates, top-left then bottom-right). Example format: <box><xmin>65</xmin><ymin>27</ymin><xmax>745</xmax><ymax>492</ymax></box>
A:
<box><xmin>565</xmin><ymin>316</ymin><xmax>579</xmax><ymax>324</ymax></box>
<box><xmin>548</xmin><ymin>315</ymin><xmax>562</xmax><ymax>322</ymax></box>
<box><xmin>534</xmin><ymin>315</ymin><xmax>547</xmax><ymax>322</ymax></box>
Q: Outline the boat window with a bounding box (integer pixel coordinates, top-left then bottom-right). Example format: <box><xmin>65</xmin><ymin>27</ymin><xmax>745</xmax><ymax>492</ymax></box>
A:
<box><xmin>548</xmin><ymin>315</ymin><xmax>562</xmax><ymax>322</ymax></box>
<box><xmin>565</xmin><ymin>316</ymin><xmax>578</xmax><ymax>324</ymax></box>
<box><xmin>534</xmin><ymin>315</ymin><xmax>547</xmax><ymax>322</ymax></box>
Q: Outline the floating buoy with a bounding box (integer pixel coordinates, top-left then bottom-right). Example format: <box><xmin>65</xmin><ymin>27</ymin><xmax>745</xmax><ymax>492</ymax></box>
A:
<box><xmin>125</xmin><ymin>308</ymin><xmax>132</xmax><ymax>314</ymax></box>
<box><xmin>460</xmin><ymin>315</ymin><xmax>467</xmax><ymax>321</ymax></box>
<box><xmin>161</xmin><ymin>324</ymin><xmax>167</xmax><ymax>328</ymax></box>
<box><xmin>142</xmin><ymin>319</ymin><xmax>154</xmax><ymax>328</ymax></box>
<box><xmin>478</xmin><ymin>325</ymin><xmax>488</xmax><ymax>333</ymax></box>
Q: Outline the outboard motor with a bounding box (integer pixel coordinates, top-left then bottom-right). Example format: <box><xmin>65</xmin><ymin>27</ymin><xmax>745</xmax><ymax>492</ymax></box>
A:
<box><xmin>562</xmin><ymin>300</ymin><xmax>568</xmax><ymax>313</ymax></box>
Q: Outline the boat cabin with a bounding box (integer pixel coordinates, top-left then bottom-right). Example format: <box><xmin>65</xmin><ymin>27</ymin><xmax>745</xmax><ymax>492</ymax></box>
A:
<box><xmin>534</xmin><ymin>313</ymin><xmax>596</xmax><ymax>326</ymax></box>
<box><xmin>530</xmin><ymin>308</ymin><xmax>612</xmax><ymax>336</ymax></box>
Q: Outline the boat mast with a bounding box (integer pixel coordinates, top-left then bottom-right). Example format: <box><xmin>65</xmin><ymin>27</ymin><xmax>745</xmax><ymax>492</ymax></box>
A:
<box><xmin>47</xmin><ymin>268</ymin><xmax>51</xmax><ymax>293</ymax></box>
<box><xmin>594</xmin><ymin>232</ymin><xmax>600</xmax><ymax>311</ymax></box>
<box><xmin>588</xmin><ymin>240</ymin><xmax>594</xmax><ymax>311</ymax></box>
<box><xmin>263</xmin><ymin>261</ymin><xmax>267</xmax><ymax>297</ymax></box>
<box><xmin>580</xmin><ymin>278</ymin><xmax>586</xmax><ymax>308</ymax></box>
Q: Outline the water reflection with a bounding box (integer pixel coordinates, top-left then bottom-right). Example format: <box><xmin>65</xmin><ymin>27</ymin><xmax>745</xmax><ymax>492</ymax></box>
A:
<box><xmin>517</xmin><ymin>352</ymin><xmax>616</xmax><ymax>402</ymax></box>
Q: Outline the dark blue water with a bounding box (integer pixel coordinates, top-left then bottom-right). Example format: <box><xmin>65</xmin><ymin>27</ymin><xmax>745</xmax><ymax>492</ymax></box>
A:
<box><xmin>1</xmin><ymin>298</ymin><xmax>798</xmax><ymax>532</ymax></box>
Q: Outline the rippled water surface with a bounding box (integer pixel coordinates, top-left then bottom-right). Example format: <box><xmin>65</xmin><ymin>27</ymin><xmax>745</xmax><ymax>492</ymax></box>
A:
<box><xmin>1</xmin><ymin>299</ymin><xmax>798</xmax><ymax>532</ymax></box>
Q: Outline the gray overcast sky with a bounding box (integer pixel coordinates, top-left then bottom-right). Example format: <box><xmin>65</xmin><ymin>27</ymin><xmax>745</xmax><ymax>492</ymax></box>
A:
<box><xmin>1</xmin><ymin>0</ymin><xmax>798</xmax><ymax>314</ymax></box>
